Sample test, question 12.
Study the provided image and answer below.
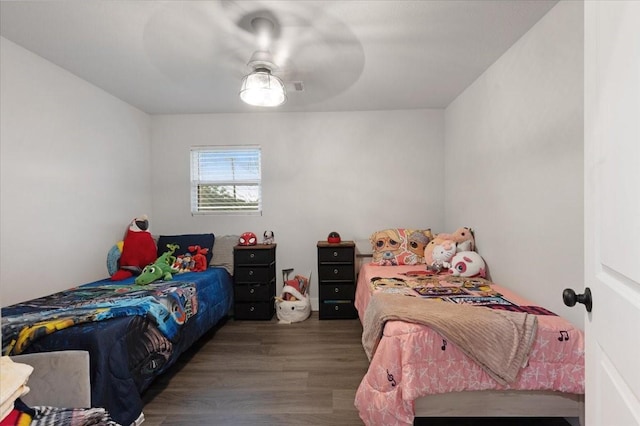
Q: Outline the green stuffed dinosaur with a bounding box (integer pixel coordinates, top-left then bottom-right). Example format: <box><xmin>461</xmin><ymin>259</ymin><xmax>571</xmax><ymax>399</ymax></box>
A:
<box><xmin>135</xmin><ymin>244</ymin><xmax>180</xmax><ymax>285</ymax></box>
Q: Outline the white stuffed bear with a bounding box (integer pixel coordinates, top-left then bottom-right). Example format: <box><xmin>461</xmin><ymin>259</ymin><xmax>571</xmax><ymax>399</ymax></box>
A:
<box><xmin>449</xmin><ymin>251</ymin><xmax>486</xmax><ymax>278</ymax></box>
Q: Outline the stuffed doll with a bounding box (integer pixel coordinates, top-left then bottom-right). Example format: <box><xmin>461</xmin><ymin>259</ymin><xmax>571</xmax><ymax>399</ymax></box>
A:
<box><xmin>111</xmin><ymin>215</ymin><xmax>157</xmax><ymax>281</ymax></box>
<box><xmin>436</xmin><ymin>227</ymin><xmax>475</xmax><ymax>253</ymax></box>
<box><xmin>449</xmin><ymin>251</ymin><xmax>486</xmax><ymax>278</ymax></box>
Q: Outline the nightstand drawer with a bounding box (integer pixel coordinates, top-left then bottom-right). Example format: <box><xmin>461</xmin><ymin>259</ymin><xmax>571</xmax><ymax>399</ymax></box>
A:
<box><xmin>235</xmin><ymin>265</ymin><xmax>274</xmax><ymax>283</ymax></box>
<box><xmin>318</xmin><ymin>247</ymin><xmax>354</xmax><ymax>263</ymax></box>
<box><xmin>319</xmin><ymin>283</ymin><xmax>355</xmax><ymax>300</ymax></box>
<box><xmin>319</xmin><ymin>301</ymin><xmax>357</xmax><ymax>319</ymax></box>
<box><xmin>318</xmin><ymin>264</ymin><xmax>354</xmax><ymax>281</ymax></box>
<box><xmin>235</xmin><ymin>249</ymin><xmax>274</xmax><ymax>265</ymax></box>
<box><xmin>234</xmin><ymin>302</ymin><xmax>274</xmax><ymax>320</ymax></box>
<box><xmin>234</xmin><ymin>283</ymin><xmax>274</xmax><ymax>302</ymax></box>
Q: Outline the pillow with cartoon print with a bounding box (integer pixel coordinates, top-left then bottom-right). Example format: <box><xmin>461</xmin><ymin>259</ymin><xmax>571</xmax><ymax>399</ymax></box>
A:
<box><xmin>369</xmin><ymin>228</ymin><xmax>433</xmax><ymax>265</ymax></box>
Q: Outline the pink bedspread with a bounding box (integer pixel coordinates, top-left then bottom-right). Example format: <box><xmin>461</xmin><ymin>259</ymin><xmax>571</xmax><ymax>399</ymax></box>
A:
<box><xmin>354</xmin><ymin>264</ymin><xmax>585</xmax><ymax>426</ymax></box>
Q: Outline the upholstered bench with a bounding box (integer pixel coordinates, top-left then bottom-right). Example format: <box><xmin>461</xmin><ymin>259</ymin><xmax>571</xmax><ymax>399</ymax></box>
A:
<box><xmin>9</xmin><ymin>350</ymin><xmax>91</xmax><ymax>409</ymax></box>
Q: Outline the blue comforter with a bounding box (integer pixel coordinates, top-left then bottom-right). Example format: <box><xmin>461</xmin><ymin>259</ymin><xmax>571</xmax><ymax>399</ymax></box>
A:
<box><xmin>1</xmin><ymin>267</ymin><xmax>233</xmax><ymax>426</ymax></box>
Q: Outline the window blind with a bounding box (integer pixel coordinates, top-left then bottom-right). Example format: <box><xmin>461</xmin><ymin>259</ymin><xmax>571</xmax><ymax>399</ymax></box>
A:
<box><xmin>190</xmin><ymin>146</ymin><xmax>262</xmax><ymax>214</ymax></box>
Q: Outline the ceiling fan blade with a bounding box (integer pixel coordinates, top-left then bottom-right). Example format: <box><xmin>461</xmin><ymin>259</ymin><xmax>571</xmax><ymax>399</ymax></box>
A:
<box><xmin>142</xmin><ymin>1</ymin><xmax>365</xmax><ymax>105</ymax></box>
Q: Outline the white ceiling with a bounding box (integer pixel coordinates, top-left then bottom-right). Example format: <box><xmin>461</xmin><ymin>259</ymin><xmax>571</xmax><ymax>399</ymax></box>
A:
<box><xmin>0</xmin><ymin>0</ymin><xmax>558</xmax><ymax>115</ymax></box>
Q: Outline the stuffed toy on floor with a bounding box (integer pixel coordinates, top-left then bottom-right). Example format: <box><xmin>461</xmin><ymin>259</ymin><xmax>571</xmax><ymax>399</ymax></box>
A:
<box><xmin>110</xmin><ymin>215</ymin><xmax>157</xmax><ymax>281</ymax></box>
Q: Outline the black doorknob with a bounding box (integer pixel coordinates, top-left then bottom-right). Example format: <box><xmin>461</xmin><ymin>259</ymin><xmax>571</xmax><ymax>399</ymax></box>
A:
<box><xmin>563</xmin><ymin>287</ymin><xmax>592</xmax><ymax>312</ymax></box>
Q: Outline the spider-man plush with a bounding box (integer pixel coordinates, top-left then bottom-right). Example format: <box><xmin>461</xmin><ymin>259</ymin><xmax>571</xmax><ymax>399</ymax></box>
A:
<box><xmin>111</xmin><ymin>215</ymin><xmax>157</xmax><ymax>281</ymax></box>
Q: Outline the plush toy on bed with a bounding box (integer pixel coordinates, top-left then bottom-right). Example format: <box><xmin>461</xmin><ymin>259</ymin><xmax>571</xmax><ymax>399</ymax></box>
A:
<box><xmin>436</xmin><ymin>227</ymin><xmax>475</xmax><ymax>252</ymax></box>
<box><xmin>425</xmin><ymin>239</ymin><xmax>457</xmax><ymax>273</ymax></box>
<box><xmin>189</xmin><ymin>245</ymin><xmax>209</xmax><ymax>272</ymax></box>
<box><xmin>449</xmin><ymin>251</ymin><xmax>486</xmax><ymax>278</ymax></box>
<box><xmin>424</xmin><ymin>227</ymin><xmax>476</xmax><ymax>273</ymax></box>
<box><xmin>135</xmin><ymin>244</ymin><xmax>180</xmax><ymax>285</ymax></box>
<box><xmin>111</xmin><ymin>215</ymin><xmax>157</xmax><ymax>281</ymax></box>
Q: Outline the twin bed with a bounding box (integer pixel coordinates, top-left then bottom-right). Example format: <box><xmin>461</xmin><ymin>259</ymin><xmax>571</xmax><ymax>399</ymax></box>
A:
<box><xmin>353</xmin><ymin>230</ymin><xmax>585</xmax><ymax>425</ymax></box>
<box><xmin>1</xmin><ymin>234</ymin><xmax>235</xmax><ymax>426</ymax></box>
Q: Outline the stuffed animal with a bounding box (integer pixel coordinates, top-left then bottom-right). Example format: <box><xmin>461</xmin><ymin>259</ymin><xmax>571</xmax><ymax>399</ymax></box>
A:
<box><xmin>424</xmin><ymin>227</ymin><xmax>475</xmax><ymax>269</ymax></box>
<box><xmin>436</xmin><ymin>227</ymin><xmax>475</xmax><ymax>253</ymax></box>
<box><xmin>111</xmin><ymin>215</ymin><xmax>157</xmax><ymax>281</ymax></box>
<box><xmin>189</xmin><ymin>245</ymin><xmax>209</xmax><ymax>272</ymax></box>
<box><xmin>135</xmin><ymin>244</ymin><xmax>180</xmax><ymax>285</ymax></box>
<box><xmin>172</xmin><ymin>254</ymin><xmax>193</xmax><ymax>273</ymax></box>
<box><xmin>425</xmin><ymin>239</ymin><xmax>457</xmax><ymax>273</ymax></box>
<box><xmin>275</xmin><ymin>274</ymin><xmax>311</xmax><ymax>324</ymax></box>
<box><xmin>263</xmin><ymin>230</ymin><xmax>275</xmax><ymax>244</ymax></box>
<box><xmin>449</xmin><ymin>251</ymin><xmax>486</xmax><ymax>278</ymax></box>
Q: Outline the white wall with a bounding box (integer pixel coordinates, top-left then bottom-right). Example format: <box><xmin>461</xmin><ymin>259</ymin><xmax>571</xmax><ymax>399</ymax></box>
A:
<box><xmin>444</xmin><ymin>1</ymin><xmax>584</xmax><ymax>327</ymax></box>
<box><xmin>0</xmin><ymin>37</ymin><xmax>152</xmax><ymax>306</ymax></box>
<box><xmin>151</xmin><ymin>110</ymin><xmax>445</xmax><ymax>307</ymax></box>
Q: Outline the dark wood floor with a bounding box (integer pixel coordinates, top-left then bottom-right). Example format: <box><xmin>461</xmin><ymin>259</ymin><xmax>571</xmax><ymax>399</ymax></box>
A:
<box><xmin>141</xmin><ymin>312</ymin><xmax>571</xmax><ymax>426</ymax></box>
<box><xmin>142</xmin><ymin>312</ymin><xmax>368</xmax><ymax>425</ymax></box>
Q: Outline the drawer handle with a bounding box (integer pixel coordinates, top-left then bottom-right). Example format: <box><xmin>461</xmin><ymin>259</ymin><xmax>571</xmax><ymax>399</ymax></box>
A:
<box><xmin>334</xmin><ymin>305</ymin><xmax>339</xmax><ymax>311</ymax></box>
<box><xmin>250</xmin><ymin>306</ymin><xmax>255</xmax><ymax>312</ymax></box>
<box><xmin>249</xmin><ymin>270</ymin><xmax>254</xmax><ymax>276</ymax></box>
<box><xmin>334</xmin><ymin>288</ymin><xmax>339</xmax><ymax>293</ymax></box>
<box><xmin>333</xmin><ymin>268</ymin><xmax>339</xmax><ymax>274</ymax></box>
<box><xmin>333</xmin><ymin>251</ymin><xmax>338</xmax><ymax>257</ymax></box>
<box><xmin>250</xmin><ymin>288</ymin><xmax>255</xmax><ymax>294</ymax></box>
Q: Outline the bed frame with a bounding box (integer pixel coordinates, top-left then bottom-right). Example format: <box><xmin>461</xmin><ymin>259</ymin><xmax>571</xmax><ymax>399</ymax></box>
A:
<box><xmin>414</xmin><ymin>390</ymin><xmax>584</xmax><ymax>425</ymax></box>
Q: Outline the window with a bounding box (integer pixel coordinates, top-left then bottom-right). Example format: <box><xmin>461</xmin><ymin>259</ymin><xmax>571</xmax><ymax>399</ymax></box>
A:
<box><xmin>190</xmin><ymin>146</ymin><xmax>262</xmax><ymax>215</ymax></box>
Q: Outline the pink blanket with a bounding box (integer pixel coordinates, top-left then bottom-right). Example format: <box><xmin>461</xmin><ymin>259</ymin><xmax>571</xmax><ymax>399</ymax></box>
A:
<box><xmin>354</xmin><ymin>263</ymin><xmax>585</xmax><ymax>426</ymax></box>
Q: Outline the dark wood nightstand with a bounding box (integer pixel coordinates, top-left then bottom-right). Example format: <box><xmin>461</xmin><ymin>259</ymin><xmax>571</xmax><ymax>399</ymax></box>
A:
<box><xmin>233</xmin><ymin>244</ymin><xmax>276</xmax><ymax>320</ymax></box>
<box><xmin>317</xmin><ymin>240</ymin><xmax>357</xmax><ymax>319</ymax></box>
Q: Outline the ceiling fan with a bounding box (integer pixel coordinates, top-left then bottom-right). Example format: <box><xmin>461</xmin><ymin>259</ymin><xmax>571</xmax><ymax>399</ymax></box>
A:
<box><xmin>142</xmin><ymin>1</ymin><xmax>364</xmax><ymax>109</ymax></box>
<box><xmin>238</xmin><ymin>14</ymin><xmax>289</xmax><ymax>107</ymax></box>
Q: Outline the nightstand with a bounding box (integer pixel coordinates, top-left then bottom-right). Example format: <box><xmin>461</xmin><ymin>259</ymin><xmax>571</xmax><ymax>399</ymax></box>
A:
<box><xmin>233</xmin><ymin>244</ymin><xmax>276</xmax><ymax>320</ymax></box>
<box><xmin>317</xmin><ymin>240</ymin><xmax>357</xmax><ymax>319</ymax></box>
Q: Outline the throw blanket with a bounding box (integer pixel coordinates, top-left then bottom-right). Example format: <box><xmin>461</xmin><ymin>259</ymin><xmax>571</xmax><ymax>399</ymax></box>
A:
<box><xmin>2</xmin><ymin>281</ymin><xmax>198</xmax><ymax>356</ymax></box>
<box><xmin>362</xmin><ymin>293</ymin><xmax>538</xmax><ymax>385</ymax></box>
<box><xmin>2</xmin><ymin>399</ymin><xmax>120</xmax><ymax>426</ymax></box>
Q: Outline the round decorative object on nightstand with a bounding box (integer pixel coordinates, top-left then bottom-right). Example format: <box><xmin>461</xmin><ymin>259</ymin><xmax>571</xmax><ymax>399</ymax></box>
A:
<box><xmin>238</xmin><ymin>232</ymin><xmax>257</xmax><ymax>246</ymax></box>
<box><xmin>327</xmin><ymin>232</ymin><xmax>341</xmax><ymax>244</ymax></box>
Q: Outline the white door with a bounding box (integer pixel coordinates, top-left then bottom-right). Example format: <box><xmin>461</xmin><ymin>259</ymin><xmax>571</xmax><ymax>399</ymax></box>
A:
<box><xmin>584</xmin><ymin>1</ymin><xmax>640</xmax><ymax>425</ymax></box>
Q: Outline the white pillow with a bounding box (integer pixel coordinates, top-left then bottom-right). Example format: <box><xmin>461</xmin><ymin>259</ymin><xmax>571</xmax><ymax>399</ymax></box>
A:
<box><xmin>210</xmin><ymin>235</ymin><xmax>239</xmax><ymax>275</ymax></box>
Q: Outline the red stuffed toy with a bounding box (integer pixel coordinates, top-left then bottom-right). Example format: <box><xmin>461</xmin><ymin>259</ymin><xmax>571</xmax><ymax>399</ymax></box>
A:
<box><xmin>189</xmin><ymin>245</ymin><xmax>209</xmax><ymax>272</ymax></box>
<box><xmin>111</xmin><ymin>215</ymin><xmax>157</xmax><ymax>281</ymax></box>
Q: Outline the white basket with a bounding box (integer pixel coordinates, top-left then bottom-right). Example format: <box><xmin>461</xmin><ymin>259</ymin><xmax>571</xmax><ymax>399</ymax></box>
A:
<box><xmin>275</xmin><ymin>285</ymin><xmax>311</xmax><ymax>324</ymax></box>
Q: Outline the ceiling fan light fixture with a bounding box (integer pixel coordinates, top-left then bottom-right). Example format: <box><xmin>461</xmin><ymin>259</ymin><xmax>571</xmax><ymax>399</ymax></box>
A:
<box><xmin>240</xmin><ymin>67</ymin><xmax>287</xmax><ymax>107</ymax></box>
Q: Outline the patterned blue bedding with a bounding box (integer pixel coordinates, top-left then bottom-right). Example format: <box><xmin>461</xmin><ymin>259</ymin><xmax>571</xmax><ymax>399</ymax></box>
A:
<box><xmin>1</xmin><ymin>267</ymin><xmax>233</xmax><ymax>426</ymax></box>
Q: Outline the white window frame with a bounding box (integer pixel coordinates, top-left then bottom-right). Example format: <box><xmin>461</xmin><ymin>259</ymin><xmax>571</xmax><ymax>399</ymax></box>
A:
<box><xmin>190</xmin><ymin>146</ymin><xmax>262</xmax><ymax>215</ymax></box>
